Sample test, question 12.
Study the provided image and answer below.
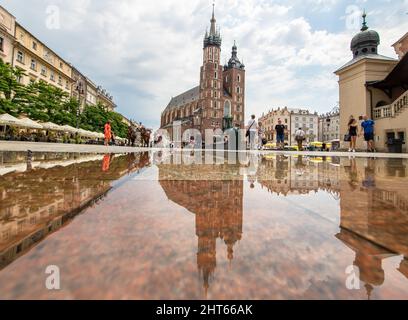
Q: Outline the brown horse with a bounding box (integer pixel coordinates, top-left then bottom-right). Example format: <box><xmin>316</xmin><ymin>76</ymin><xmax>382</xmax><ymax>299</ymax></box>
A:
<box><xmin>139</xmin><ymin>127</ymin><xmax>151</xmax><ymax>147</ymax></box>
<box><xmin>127</xmin><ymin>125</ymin><xmax>140</xmax><ymax>147</ymax></box>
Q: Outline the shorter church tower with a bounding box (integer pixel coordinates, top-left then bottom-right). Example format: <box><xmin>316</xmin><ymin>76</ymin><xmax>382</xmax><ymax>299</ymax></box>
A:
<box><xmin>223</xmin><ymin>41</ymin><xmax>246</xmax><ymax>129</ymax></box>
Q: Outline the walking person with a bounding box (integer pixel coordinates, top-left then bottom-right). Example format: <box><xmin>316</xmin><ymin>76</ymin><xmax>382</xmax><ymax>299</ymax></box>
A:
<box><xmin>275</xmin><ymin>119</ymin><xmax>286</xmax><ymax>150</ymax></box>
<box><xmin>348</xmin><ymin>115</ymin><xmax>359</xmax><ymax>152</ymax></box>
<box><xmin>246</xmin><ymin>115</ymin><xmax>258</xmax><ymax>150</ymax></box>
<box><xmin>104</xmin><ymin>121</ymin><xmax>112</xmax><ymax>146</ymax></box>
<box><xmin>295</xmin><ymin>127</ymin><xmax>306</xmax><ymax>151</ymax></box>
<box><xmin>360</xmin><ymin>115</ymin><xmax>376</xmax><ymax>152</ymax></box>
<box><xmin>258</xmin><ymin>122</ymin><xmax>266</xmax><ymax>150</ymax></box>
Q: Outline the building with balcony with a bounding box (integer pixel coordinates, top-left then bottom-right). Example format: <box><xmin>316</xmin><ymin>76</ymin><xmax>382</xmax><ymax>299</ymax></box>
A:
<box><xmin>335</xmin><ymin>13</ymin><xmax>408</xmax><ymax>152</ymax></box>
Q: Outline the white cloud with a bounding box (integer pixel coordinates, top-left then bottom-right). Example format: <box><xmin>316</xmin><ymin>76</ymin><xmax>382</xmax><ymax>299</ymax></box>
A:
<box><xmin>2</xmin><ymin>0</ymin><xmax>407</xmax><ymax>128</ymax></box>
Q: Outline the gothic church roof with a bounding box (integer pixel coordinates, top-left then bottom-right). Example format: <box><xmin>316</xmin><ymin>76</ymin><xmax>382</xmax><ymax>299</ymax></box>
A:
<box><xmin>164</xmin><ymin>86</ymin><xmax>200</xmax><ymax>112</ymax></box>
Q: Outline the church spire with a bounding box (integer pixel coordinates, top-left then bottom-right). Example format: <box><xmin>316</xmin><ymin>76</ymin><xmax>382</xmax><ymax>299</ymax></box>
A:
<box><xmin>361</xmin><ymin>10</ymin><xmax>368</xmax><ymax>31</ymax></box>
<box><xmin>210</xmin><ymin>3</ymin><xmax>216</xmax><ymax>35</ymax></box>
<box><xmin>203</xmin><ymin>2</ymin><xmax>222</xmax><ymax>48</ymax></box>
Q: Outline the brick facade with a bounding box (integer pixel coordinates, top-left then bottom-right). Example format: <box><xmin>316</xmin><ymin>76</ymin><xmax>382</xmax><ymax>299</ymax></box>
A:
<box><xmin>160</xmin><ymin>7</ymin><xmax>245</xmax><ymax>143</ymax></box>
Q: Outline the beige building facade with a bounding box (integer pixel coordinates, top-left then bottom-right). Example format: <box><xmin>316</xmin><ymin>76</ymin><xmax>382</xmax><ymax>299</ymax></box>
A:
<box><xmin>1</xmin><ymin>4</ymin><xmax>118</xmax><ymax>114</ymax></box>
<box><xmin>335</xmin><ymin>13</ymin><xmax>407</xmax><ymax>152</ymax></box>
<box><xmin>13</xmin><ymin>23</ymin><xmax>73</xmax><ymax>93</ymax></box>
<box><xmin>259</xmin><ymin>107</ymin><xmax>318</xmax><ymax>145</ymax></box>
<box><xmin>259</xmin><ymin>107</ymin><xmax>291</xmax><ymax>142</ymax></box>
<box><xmin>96</xmin><ymin>86</ymin><xmax>116</xmax><ymax>112</ymax></box>
<box><xmin>392</xmin><ymin>33</ymin><xmax>408</xmax><ymax>60</ymax></box>
<box><xmin>290</xmin><ymin>109</ymin><xmax>319</xmax><ymax>144</ymax></box>
<box><xmin>318</xmin><ymin>107</ymin><xmax>340</xmax><ymax>142</ymax></box>
<box><xmin>0</xmin><ymin>6</ymin><xmax>15</xmax><ymax>65</ymax></box>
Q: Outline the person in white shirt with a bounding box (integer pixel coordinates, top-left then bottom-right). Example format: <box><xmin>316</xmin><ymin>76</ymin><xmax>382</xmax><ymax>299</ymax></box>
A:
<box><xmin>295</xmin><ymin>128</ymin><xmax>306</xmax><ymax>151</ymax></box>
<box><xmin>247</xmin><ymin>115</ymin><xmax>258</xmax><ymax>150</ymax></box>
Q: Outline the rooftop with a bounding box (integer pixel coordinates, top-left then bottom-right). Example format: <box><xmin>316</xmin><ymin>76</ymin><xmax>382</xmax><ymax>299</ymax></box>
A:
<box><xmin>164</xmin><ymin>86</ymin><xmax>200</xmax><ymax>112</ymax></box>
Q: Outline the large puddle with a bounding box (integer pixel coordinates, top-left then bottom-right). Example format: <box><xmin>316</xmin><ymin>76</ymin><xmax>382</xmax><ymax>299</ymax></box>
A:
<box><xmin>0</xmin><ymin>151</ymin><xmax>407</xmax><ymax>299</ymax></box>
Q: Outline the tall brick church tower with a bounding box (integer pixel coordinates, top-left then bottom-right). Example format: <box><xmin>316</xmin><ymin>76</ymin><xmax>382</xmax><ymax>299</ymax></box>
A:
<box><xmin>161</xmin><ymin>4</ymin><xmax>246</xmax><ymax>142</ymax></box>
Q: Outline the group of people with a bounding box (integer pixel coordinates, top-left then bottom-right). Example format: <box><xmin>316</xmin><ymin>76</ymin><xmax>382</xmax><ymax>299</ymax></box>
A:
<box><xmin>246</xmin><ymin>115</ymin><xmax>306</xmax><ymax>151</ymax></box>
<box><xmin>246</xmin><ymin>113</ymin><xmax>377</xmax><ymax>153</ymax></box>
<box><xmin>346</xmin><ymin>115</ymin><xmax>376</xmax><ymax>153</ymax></box>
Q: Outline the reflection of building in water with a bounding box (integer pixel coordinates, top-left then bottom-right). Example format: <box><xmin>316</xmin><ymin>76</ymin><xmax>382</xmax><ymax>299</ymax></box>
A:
<box><xmin>158</xmin><ymin>163</ymin><xmax>243</xmax><ymax>295</ymax></box>
<box><xmin>257</xmin><ymin>155</ymin><xmax>340</xmax><ymax>196</ymax></box>
<box><xmin>337</xmin><ymin>157</ymin><xmax>408</xmax><ymax>297</ymax></box>
<box><xmin>0</xmin><ymin>152</ymin><xmax>150</xmax><ymax>269</ymax></box>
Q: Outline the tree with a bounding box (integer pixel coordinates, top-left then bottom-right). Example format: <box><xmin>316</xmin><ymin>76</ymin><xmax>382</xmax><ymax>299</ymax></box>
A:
<box><xmin>1</xmin><ymin>58</ymin><xmax>130</xmax><ymax>137</ymax></box>
<box><xmin>0</xmin><ymin>59</ymin><xmax>29</xmax><ymax>115</ymax></box>
<box><xmin>22</xmin><ymin>80</ymin><xmax>70</xmax><ymax>123</ymax></box>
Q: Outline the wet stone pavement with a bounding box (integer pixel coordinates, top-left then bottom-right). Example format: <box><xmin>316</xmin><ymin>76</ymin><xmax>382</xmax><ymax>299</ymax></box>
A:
<box><xmin>0</xmin><ymin>150</ymin><xmax>407</xmax><ymax>300</ymax></box>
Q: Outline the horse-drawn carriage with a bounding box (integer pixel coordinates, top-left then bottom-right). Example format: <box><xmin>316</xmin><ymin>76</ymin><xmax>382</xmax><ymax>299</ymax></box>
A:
<box><xmin>127</xmin><ymin>125</ymin><xmax>151</xmax><ymax>147</ymax></box>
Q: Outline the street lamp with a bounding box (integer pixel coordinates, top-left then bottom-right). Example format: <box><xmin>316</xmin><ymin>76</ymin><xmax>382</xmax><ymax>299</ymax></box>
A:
<box><xmin>73</xmin><ymin>81</ymin><xmax>85</xmax><ymax>129</ymax></box>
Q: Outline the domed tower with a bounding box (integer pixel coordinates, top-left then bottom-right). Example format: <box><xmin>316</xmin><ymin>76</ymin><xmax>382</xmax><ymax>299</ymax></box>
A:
<box><xmin>350</xmin><ymin>11</ymin><xmax>380</xmax><ymax>58</ymax></box>
<box><xmin>334</xmin><ymin>11</ymin><xmax>397</xmax><ymax>151</ymax></box>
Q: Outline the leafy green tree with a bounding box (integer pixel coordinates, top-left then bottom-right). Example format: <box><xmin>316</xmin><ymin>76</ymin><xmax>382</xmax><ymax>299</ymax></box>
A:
<box><xmin>23</xmin><ymin>80</ymin><xmax>69</xmax><ymax>122</ymax></box>
<box><xmin>1</xmin><ymin>58</ymin><xmax>130</xmax><ymax>138</ymax></box>
<box><xmin>0</xmin><ymin>59</ymin><xmax>29</xmax><ymax>115</ymax></box>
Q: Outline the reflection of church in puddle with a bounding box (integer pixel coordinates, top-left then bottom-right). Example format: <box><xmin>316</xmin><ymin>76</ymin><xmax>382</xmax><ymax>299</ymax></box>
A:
<box><xmin>337</xmin><ymin>158</ymin><xmax>408</xmax><ymax>298</ymax></box>
<box><xmin>0</xmin><ymin>152</ymin><xmax>150</xmax><ymax>269</ymax></box>
<box><xmin>158</xmin><ymin>163</ymin><xmax>243</xmax><ymax>294</ymax></box>
<box><xmin>257</xmin><ymin>155</ymin><xmax>341</xmax><ymax>197</ymax></box>
<box><xmin>256</xmin><ymin>155</ymin><xmax>408</xmax><ymax>298</ymax></box>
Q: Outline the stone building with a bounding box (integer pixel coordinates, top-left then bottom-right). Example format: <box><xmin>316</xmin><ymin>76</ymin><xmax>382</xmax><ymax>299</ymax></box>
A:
<box><xmin>290</xmin><ymin>109</ymin><xmax>319</xmax><ymax>144</ymax></box>
<box><xmin>318</xmin><ymin>107</ymin><xmax>340</xmax><ymax>142</ymax></box>
<box><xmin>0</xmin><ymin>4</ymin><xmax>119</xmax><ymax>114</ymax></box>
<box><xmin>259</xmin><ymin>107</ymin><xmax>291</xmax><ymax>143</ymax></box>
<box><xmin>392</xmin><ymin>32</ymin><xmax>408</xmax><ymax>60</ymax></box>
<box><xmin>258</xmin><ymin>107</ymin><xmax>318</xmax><ymax>145</ymax></box>
<box><xmin>160</xmin><ymin>5</ymin><xmax>245</xmax><ymax>143</ymax></box>
<box><xmin>13</xmin><ymin>23</ymin><xmax>73</xmax><ymax>94</ymax></box>
<box><xmin>335</xmin><ymin>13</ymin><xmax>408</xmax><ymax>152</ymax></box>
<box><xmin>0</xmin><ymin>6</ymin><xmax>16</xmax><ymax>65</ymax></box>
<box><xmin>96</xmin><ymin>85</ymin><xmax>116</xmax><ymax>112</ymax></box>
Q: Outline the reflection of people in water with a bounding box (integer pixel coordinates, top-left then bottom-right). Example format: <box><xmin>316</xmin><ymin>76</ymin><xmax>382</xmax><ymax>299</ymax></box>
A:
<box><xmin>275</xmin><ymin>155</ymin><xmax>288</xmax><ymax>181</ymax></box>
<box><xmin>26</xmin><ymin>150</ymin><xmax>33</xmax><ymax>171</ymax></box>
<box><xmin>347</xmin><ymin>157</ymin><xmax>359</xmax><ymax>191</ymax></box>
<box><xmin>362</xmin><ymin>158</ymin><xmax>376</xmax><ymax>189</ymax></box>
<box><xmin>294</xmin><ymin>155</ymin><xmax>306</xmax><ymax>176</ymax></box>
<box><xmin>102</xmin><ymin>154</ymin><xmax>113</xmax><ymax>172</ymax></box>
<box><xmin>247</xmin><ymin>153</ymin><xmax>258</xmax><ymax>188</ymax></box>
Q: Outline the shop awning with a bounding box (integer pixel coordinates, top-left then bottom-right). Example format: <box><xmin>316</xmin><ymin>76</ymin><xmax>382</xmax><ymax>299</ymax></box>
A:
<box><xmin>18</xmin><ymin>117</ymin><xmax>44</xmax><ymax>129</ymax></box>
<box><xmin>41</xmin><ymin>122</ymin><xmax>65</xmax><ymax>131</ymax></box>
<box><xmin>0</xmin><ymin>113</ymin><xmax>26</xmax><ymax>127</ymax></box>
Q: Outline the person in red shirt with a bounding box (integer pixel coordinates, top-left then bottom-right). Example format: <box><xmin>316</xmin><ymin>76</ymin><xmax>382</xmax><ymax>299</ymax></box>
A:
<box><xmin>104</xmin><ymin>121</ymin><xmax>112</xmax><ymax>146</ymax></box>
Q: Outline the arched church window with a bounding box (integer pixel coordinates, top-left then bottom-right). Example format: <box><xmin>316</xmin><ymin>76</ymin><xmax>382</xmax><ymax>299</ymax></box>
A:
<box><xmin>224</xmin><ymin>100</ymin><xmax>231</xmax><ymax>117</ymax></box>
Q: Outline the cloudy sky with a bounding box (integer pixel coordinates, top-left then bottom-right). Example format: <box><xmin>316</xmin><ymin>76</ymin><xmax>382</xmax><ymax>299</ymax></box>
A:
<box><xmin>2</xmin><ymin>0</ymin><xmax>408</xmax><ymax>128</ymax></box>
